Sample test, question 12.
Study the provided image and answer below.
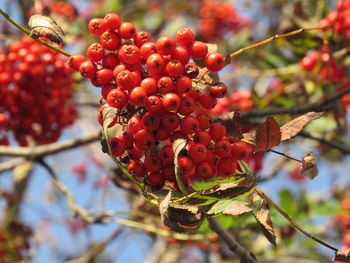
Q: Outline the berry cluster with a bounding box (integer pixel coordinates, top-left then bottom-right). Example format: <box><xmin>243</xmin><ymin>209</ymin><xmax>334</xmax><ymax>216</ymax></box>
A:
<box><xmin>300</xmin><ymin>46</ymin><xmax>345</xmax><ymax>83</ymax></box>
<box><xmin>199</xmin><ymin>0</ymin><xmax>250</xmax><ymax>41</ymax></box>
<box><xmin>69</xmin><ymin>13</ymin><xmax>254</xmax><ymax>190</ymax></box>
<box><xmin>319</xmin><ymin>0</ymin><xmax>350</xmax><ymax>38</ymax></box>
<box><xmin>0</xmin><ymin>37</ymin><xmax>76</xmax><ymax>146</ymax></box>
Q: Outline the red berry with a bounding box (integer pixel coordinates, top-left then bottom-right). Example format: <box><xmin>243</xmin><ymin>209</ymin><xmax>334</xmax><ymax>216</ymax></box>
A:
<box><xmin>196</xmin><ymin>161</ymin><xmax>213</xmax><ymax>178</ymax></box>
<box><xmin>175</xmin><ymin>75</ymin><xmax>192</xmax><ymax>94</ymax></box>
<box><xmin>162</xmin><ymin>93</ymin><xmax>181</xmax><ymax>112</ymax></box>
<box><xmin>145</xmin><ymin>95</ymin><xmax>163</xmax><ymax>113</ymax></box>
<box><xmin>146</xmin><ymin>53</ymin><xmax>165</xmax><ymax>74</ymax></box>
<box><xmin>102</xmin><ymin>53</ymin><xmax>119</xmax><ymax>69</ymax></box>
<box><xmin>159</xmin><ymin>144</ymin><xmax>174</xmax><ymax>165</ymax></box>
<box><xmin>205</xmin><ymin>52</ymin><xmax>226</xmax><ymax>72</ymax></box>
<box><xmin>100</xmin><ymin>30</ymin><xmax>121</xmax><ymax>50</ymax></box>
<box><xmin>176</xmin><ymin>27</ymin><xmax>195</xmax><ymax>47</ymax></box>
<box><xmin>189</xmin><ymin>143</ymin><xmax>208</xmax><ymax>163</ymax></box>
<box><xmin>129</xmin><ymin>87</ymin><xmax>147</xmax><ymax>106</ymax></box>
<box><xmin>231</xmin><ymin>141</ymin><xmax>250</xmax><ymax>160</ymax></box>
<box><xmin>134</xmin><ymin>129</ymin><xmax>155</xmax><ymax>150</ymax></box>
<box><xmin>144</xmin><ymin>153</ymin><xmax>162</xmax><ymax>172</ymax></box>
<box><xmin>157</xmin><ymin>76</ymin><xmax>174</xmax><ymax>94</ymax></box>
<box><xmin>86</xmin><ymin>43</ymin><xmax>104</xmax><ymax>62</ymax></box>
<box><xmin>189</xmin><ymin>41</ymin><xmax>208</xmax><ymax>59</ymax></box>
<box><xmin>68</xmin><ymin>54</ymin><xmax>85</xmax><ymax>71</ymax></box>
<box><xmin>127</xmin><ymin>159</ymin><xmax>145</xmax><ymax>178</ymax></box>
<box><xmin>180</xmin><ymin>115</ymin><xmax>199</xmax><ymax>134</ymax></box>
<box><xmin>210</xmin><ymin>82</ymin><xmax>227</xmax><ymax>98</ymax></box>
<box><xmin>162</xmin><ymin>165</ymin><xmax>176</xmax><ymax>182</ymax></box>
<box><xmin>116</xmin><ymin>70</ymin><xmax>136</xmax><ymax>90</ymax></box>
<box><xmin>170</xmin><ymin>129</ymin><xmax>188</xmax><ymax>142</ymax></box>
<box><xmin>119</xmin><ymin>22</ymin><xmax>136</xmax><ymax>39</ymax></box>
<box><xmin>146</xmin><ymin>172</ymin><xmax>165</xmax><ymax>188</ymax></box>
<box><xmin>193</xmin><ymin>130</ymin><xmax>211</xmax><ymax>146</ymax></box>
<box><xmin>165</xmin><ymin>60</ymin><xmax>184</xmax><ymax>78</ymax></box>
<box><xmin>184</xmin><ymin>63</ymin><xmax>199</xmax><ymax>79</ymax></box>
<box><xmin>127</xmin><ymin>145</ymin><xmax>144</xmax><ymax>159</ymax></box>
<box><xmin>134</xmin><ymin>31</ymin><xmax>152</xmax><ymax>47</ymax></box>
<box><xmin>161</xmin><ymin>112</ymin><xmax>180</xmax><ymax>131</ymax></box>
<box><xmin>156</xmin><ymin>36</ymin><xmax>176</xmax><ymax>55</ymax></box>
<box><xmin>142</xmin><ymin>112</ymin><xmax>161</xmax><ymax>132</ymax></box>
<box><xmin>171</xmin><ymin>46</ymin><xmax>190</xmax><ymax>65</ymax></box>
<box><xmin>128</xmin><ymin>115</ymin><xmax>144</xmax><ymax>134</ymax></box>
<box><xmin>178</xmin><ymin>156</ymin><xmax>194</xmax><ymax>175</ymax></box>
<box><xmin>141</xmin><ymin>78</ymin><xmax>158</xmax><ymax>95</ymax></box>
<box><xmin>155</xmin><ymin>127</ymin><xmax>170</xmax><ymax>141</ymax></box>
<box><xmin>109</xmin><ymin>137</ymin><xmax>126</xmax><ymax>156</ymax></box>
<box><xmin>118</xmin><ymin>44</ymin><xmax>140</xmax><ymax>64</ymax></box>
<box><xmin>178</xmin><ymin>96</ymin><xmax>195</xmax><ymax>116</ymax></box>
<box><xmin>217</xmin><ymin>158</ymin><xmax>236</xmax><ymax>177</ymax></box>
<box><xmin>209</xmin><ymin>123</ymin><xmax>226</xmax><ymax>142</ymax></box>
<box><xmin>79</xmin><ymin>61</ymin><xmax>97</xmax><ymax>78</ymax></box>
<box><xmin>107</xmin><ymin>89</ymin><xmax>128</xmax><ymax>109</ymax></box>
<box><xmin>119</xmin><ymin>130</ymin><xmax>134</xmax><ymax>148</ymax></box>
<box><xmin>214</xmin><ymin>140</ymin><xmax>232</xmax><ymax>158</ymax></box>
<box><xmin>198</xmin><ymin>92</ymin><xmax>217</xmax><ymax>109</ymax></box>
<box><xmin>88</xmin><ymin>18</ymin><xmax>107</xmax><ymax>36</ymax></box>
<box><xmin>104</xmin><ymin>13</ymin><xmax>121</xmax><ymax>30</ymax></box>
<box><xmin>197</xmin><ymin>113</ymin><xmax>212</xmax><ymax>129</ymax></box>
<box><xmin>140</xmin><ymin>42</ymin><xmax>157</xmax><ymax>60</ymax></box>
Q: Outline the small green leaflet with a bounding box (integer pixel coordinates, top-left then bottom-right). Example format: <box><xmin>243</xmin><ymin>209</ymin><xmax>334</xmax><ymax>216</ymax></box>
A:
<box><xmin>207</xmin><ymin>200</ymin><xmax>252</xmax><ymax>216</ymax></box>
<box><xmin>192</xmin><ymin>175</ymin><xmax>245</xmax><ymax>191</ymax></box>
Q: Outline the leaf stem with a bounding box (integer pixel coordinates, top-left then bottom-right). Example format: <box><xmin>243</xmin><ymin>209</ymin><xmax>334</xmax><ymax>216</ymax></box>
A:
<box><xmin>254</xmin><ymin>187</ymin><xmax>338</xmax><ymax>252</ymax></box>
<box><xmin>0</xmin><ymin>8</ymin><xmax>72</xmax><ymax>57</ymax></box>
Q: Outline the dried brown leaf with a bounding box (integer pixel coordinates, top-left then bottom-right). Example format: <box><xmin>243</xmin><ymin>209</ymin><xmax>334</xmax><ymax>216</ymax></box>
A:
<box><xmin>280</xmin><ymin>112</ymin><xmax>324</xmax><ymax>141</ymax></box>
<box><xmin>255</xmin><ymin>116</ymin><xmax>281</xmax><ymax>152</ymax></box>
<box><xmin>231</xmin><ymin>112</ymin><xmax>243</xmax><ymax>140</ymax></box>
<box><xmin>28</xmin><ymin>14</ymin><xmax>64</xmax><ymax>44</ymax></box>
<box><xmin>300</xmin><ymin>152</ymin><xmax>318</xmax><ymax>180</ymax></box>
<box><xmin>222</xmin><ymin>203</ymin><xmax>253</xmax><ymax>216</ymax></box>
<box><xmin>333</xmin><ymin>248</ymin><xmax>350</xmax><ymax>261</ymax></box>
<box><xmin>252</xmin><ymin>193</ymin><xmax>276</xmax><ymax>245</ymax></box>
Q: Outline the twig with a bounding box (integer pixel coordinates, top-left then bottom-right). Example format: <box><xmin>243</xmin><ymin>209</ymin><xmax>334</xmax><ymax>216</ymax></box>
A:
<box><xmin>0</xmin><ymin>157</ymin><xmax>26</xmax><ymax>173</ymax></box>
<box><xmin>207</xmin><ymin>217</ymin><xmax>258</xmax><ymax>263</ymax></box>
<box><xmin>229</xmin><ymin>25</ymin><xmax>332</xmax><ymax>59</ymax></box>
<box><xmin>65</xmin><ymin>227</ymin><xmax>124</xmax><ymax>263</ymax></box>
<box><xmin>217</xmin><ymin>86</ymin><xmax>350</xmax><ymax>123</ymax></box>
<box><xmin>254</xmin><ymin>187</ymin><xmax>338</xmax><ymax>252</ymax></box>
<box><xmin>299</xmin><ymin>131</ymin><xmax>350</xmax><ymax>154</ymax></box>
<box><xmin>0</xmin><ymin>130</ymin><xmax>100</xmax><ymax>158</ymax></box>
<box><xmin>38</xmin><ymin>159</ymin><xmax>107</xmax><ymax>223</ymax></box>
<box><xmin>0</xmin><ymin>8</ymin><xmax>72</xmax><ymax>57</ymax></box>
<box><xmin>268</xmin><ymin>149</ymin><xmax>301</xmax><ymax>163</ymax></box>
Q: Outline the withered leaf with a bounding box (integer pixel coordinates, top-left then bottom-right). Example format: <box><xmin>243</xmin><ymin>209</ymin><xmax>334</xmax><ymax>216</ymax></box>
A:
<box><xmin>28</xmin><ymin>14</ymin><xmax>64</xmax><ymax>44</ymax></box>
<box><xmin>255</xmin><ymin>116</ymin><xmax>281</xmax><ymax>152</ymax></box>
<box><xmin>231</xmin><ymin>112</ymin><xmax>243</xmax><ymax>140</ymax></box>
<box><xmin>333</xmin><ymin>248</ymin><xmax>350</xmax><ymax>261</ymax></box>
<box><xmin>300</xmin><ymin>152</ymin><xmax>318</xmax><ymax>180</ymax></box>
<box><xmin>280</xmin><ymin>112</ymin><xmax>324</xmax><ymax>141</ymax></box>
<box><xmin>251</xmin><ymin>193</ymin><xmax>276</xmax><ymax>245</ymax></box>
<box><xmin>172</xmin><ymin>139</ymin><xmax>188</xmax><ymax>192</ymax></box>
<box><xmin>160</xmin><ymin>191</ymin><xmax>207</xmax><ymax>232</ymax></box>
<box><xmin>242</xmin><ymin>133</ymin><xmax>255</xmax><ymax>142</ymax></box>
<box><xmin>101</xmin><ymin>105</ymin><xmax>123</xmax><ymax>139</ymax></box>
<box><xmin>208</xmin><ymin>200</ymin><xmax>252</xmax><ymax>215</ymax></box>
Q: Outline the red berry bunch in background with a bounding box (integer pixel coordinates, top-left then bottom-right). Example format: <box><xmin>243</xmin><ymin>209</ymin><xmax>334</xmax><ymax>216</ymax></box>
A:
<box><xmin>199</xmin><ymin>0</ymin><xmax>251</xmax><ymax>41</ymax></box>
<box><xmin>0</xmin><ymin>36</ymin><xmax>76</xmax><ymax>146</ymax></box>
<box><xmin>69</xmin><ymin>13</ymin><xmax>258</xmax><ymax>190</ymax></box>
<box><xmin>319</xmin><ymin>0</ymin><xmax>350</xmax><ymax>38</ymax></box>
<box><xmin>300</xmin><ymin>45</ymin><xmax>345</xmax><ymax>83</ymax></box>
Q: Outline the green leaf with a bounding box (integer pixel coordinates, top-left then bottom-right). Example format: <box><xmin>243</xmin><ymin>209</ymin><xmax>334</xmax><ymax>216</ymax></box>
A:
<box><xmin>239</xmin><ymin>160</ymin><xmax>251</xmax><ymax>175</ymax></box>
<box><xmin>192</xmin><ymin>176</ymin><xmax>244</xmax><ymax>191</ymax></box>
<box><xmin>310</xmin><ymin>200</ymin><xmax>340</xmax><ymax>215</ymax></box>
<box><xmin>279</xmin><ymin>189</ymin><xmax>297</xmax><ymax>216</ymax></box>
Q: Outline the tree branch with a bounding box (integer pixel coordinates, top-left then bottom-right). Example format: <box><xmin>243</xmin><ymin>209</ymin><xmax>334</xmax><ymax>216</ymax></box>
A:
<box><xmin>65</xmin><ymin>227</ymin><xmax>124</xmax><ymax>263</ymax></box>
<box><xmin>217</xmin><ymin>87</ymin><xmax>350</xmax><ymax>124</ymax></box>
<box><xmin>299</xmin><ymin>131</ymin><xmax>350</xmax><ymax>154</ymax></box>
<box><xmin>0</xmin><ymin>130</ymin><xmax>100</xmax><ymax>158</ymax></box>
<box><xmin>207</xmin><ymin>217</ymin><xmax>258</xmax><ymax>263</ymax></box>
